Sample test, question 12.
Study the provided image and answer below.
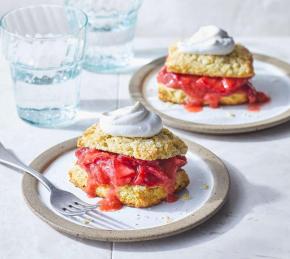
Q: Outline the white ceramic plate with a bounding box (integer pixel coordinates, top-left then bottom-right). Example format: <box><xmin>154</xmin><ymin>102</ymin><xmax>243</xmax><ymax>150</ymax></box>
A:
<box><xmin>129</xmin><ymin>54</ymin><xmax>290</xmax><ymax>134</ymax></box>
<box><xmin>22</xmin><ymin>138</ymin><xmax>229</xmax><ymax>242</ymax></box>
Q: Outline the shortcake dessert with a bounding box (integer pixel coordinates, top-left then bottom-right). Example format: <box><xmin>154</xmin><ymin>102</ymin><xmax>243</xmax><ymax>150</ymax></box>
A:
<box><xmin>157</xmin><ymin>25</ymin><xmax>269</xmax><ymax>111</ymax></box>
<box><xmin>68</xmin><ymin>102</ymin><xmax>189</xmax><ymax>211</ymax></box>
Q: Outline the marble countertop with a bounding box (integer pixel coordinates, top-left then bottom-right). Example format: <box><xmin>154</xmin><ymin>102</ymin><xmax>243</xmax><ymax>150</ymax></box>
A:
<box><xmin>0</xmin><ymin>37</ymin><xmax>290</xmax><ymax>259</ymax></box>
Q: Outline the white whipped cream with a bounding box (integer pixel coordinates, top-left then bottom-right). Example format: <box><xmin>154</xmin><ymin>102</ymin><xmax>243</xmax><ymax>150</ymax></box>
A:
<box><xmin>99</xmin><ymin>102</ymin><xmax>163</xmax><ymax>138</ymax></box>
<box><xmin>177</xmin><ymin>25</ymin><xmax>235</xmax><ymax>55</ymax></box>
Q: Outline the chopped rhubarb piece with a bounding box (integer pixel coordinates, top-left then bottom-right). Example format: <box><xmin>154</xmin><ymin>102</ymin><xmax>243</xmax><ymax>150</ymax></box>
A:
<box><xmin>257</xmin><ymin>91</ymin><xmax>270</xmax><ymax>103</ymax></box>
<box><xmin>133</xmin><ymin>166</ymin><xmax>162</xmax><ymax>186</ymax></box>
<box><xmin>184</xmin><ymin>104</ymin><xmax>203</xmax><ymax>112</ymax></box>
<box><xmin>76</xmin><ymin>147</ymin><xmax>187</xmax><ymax>210</ymax></box>
<box><xmin>98</xmin><ymin>189</ymin><xmax>123</xmax><ymax>211</ymax></box>
<box><xmin>167</xmin><ymin>193</ymin><xmax>178</xmax><ymax>203</ymax></box>
<box><xmin>157</xmin><ymin>66</ymin><xmax>270</xmax><ymax>110</ymax></box>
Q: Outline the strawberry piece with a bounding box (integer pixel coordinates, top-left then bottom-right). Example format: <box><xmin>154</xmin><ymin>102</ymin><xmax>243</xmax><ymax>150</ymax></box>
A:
<box><xmin>157</xmin><ymin>66</ymin><xmax>270</xmax><ymax>111</ymax></box>
<box><xmin>184</xmin><ymin>104</ymin><xmax>203</xmax><ymax>112</ymax></box>
<box><xmin>75</xmin><ymin>147</ymin><xmax>188</xmax><ymax>208</ymax></box>
<box><xmin>133</xmin><ymin>166</ymin><xmax>161</xmax><ymax>186</ymax></box>
<box><xmin>167</xmin><ymin>193</ymin><xmax>178</xmax><ymax>203</ymax></box>
<box><xmin>204</xmin><ymin>94</ymin><xmax>220</xmax><ymax>108</ymax></box>
<box><xmin>257</xmin><ymin>92</ymin><xmax>270</xmax><ymax>103</ymax></box>
<box><xmin>75</xmin><ymin>147</ymin><xmax>88</xmax><ymax>159</ymax></box>
<box><xmin>98</xmin><ymin>189</ymin><xmax>123</xmax><ymax>211</ymax></box>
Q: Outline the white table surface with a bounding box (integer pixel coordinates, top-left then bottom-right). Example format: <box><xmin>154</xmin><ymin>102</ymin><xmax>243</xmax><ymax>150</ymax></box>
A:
<box><xmin>1</xmin><ymin>37</ymin><xmax>290</xmax><ymax>259</ymax></box>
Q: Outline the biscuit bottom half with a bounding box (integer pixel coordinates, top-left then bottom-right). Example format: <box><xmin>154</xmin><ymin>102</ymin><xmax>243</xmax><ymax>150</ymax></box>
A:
<box><xmin>69</xmin><ymin>164</ymin><xmax>190</xmax><ymax>208</ymax></box>
<box><xmin>158</xmin><ymin>83</ymin><xmax>248</xmax><ymax>106</ymax></box>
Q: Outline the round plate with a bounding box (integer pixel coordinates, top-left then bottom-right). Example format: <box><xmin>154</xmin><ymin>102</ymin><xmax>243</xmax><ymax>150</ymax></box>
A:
<box><xmin>129</xmin><ymin>54</ymin><xmax>290</xmax><ymax>134</ymax></box>
<box><xmin>22</xmin><ymin>138</ymin><xmax>229</xmax><ymax>242</ymax></box>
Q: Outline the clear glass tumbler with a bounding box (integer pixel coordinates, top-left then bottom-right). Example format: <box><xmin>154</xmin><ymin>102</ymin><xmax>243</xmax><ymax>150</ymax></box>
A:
<box><xmin>1</xmin><ymin>5</ymin><xmax>87</xmax><ymax>127</ymax></box>
<box><xmin>65</xmin><ymin>0</ymin><xmax>143</xmax><ymax>72</ymax></box>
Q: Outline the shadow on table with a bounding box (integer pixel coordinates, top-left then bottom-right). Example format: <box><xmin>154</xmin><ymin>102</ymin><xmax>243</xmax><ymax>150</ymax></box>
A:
<box><xmin>176</xmin><ymin>119</ymin><xmax>290</xmax><ymax>143</ymax></box>
<box><xmin>135</xmin><ymin>47</ymin><xmax>167</xmax><ymax>58</ymax></box>
<box><xmin>62</xmin><ymin>160</ymin><xmax>281</xmax><ymax>250</ymax></box>
<box><xmin>59</xmin><ymin>98</ymin><xmax>134</xmax><ymax>132</ymax></box>
<box><xmin>115</xmin><ymin>47</ymin><xmax>167</xmax><ymax>75</ymax></box>
<box><xmin>88</xmin><ymin>47</ymin><xmax>166</xmax><ymax>75</ymax></box>
<box><xmin>62</xmin><ymin>233</ymin><xmax>113</xmax><ymax>250</ymax></box>
<box><xmin>79</xmin><ymin>99</ymin><xmax>117</xmax><ymax>113</ymax></box>
<box><xmin>59</xmin><ymin>99</ymin><xmax>116</xmax><ymax>132</ymax></box>
<box><xmin>112</xmin><ymin>161</ymin><xmax>281</xmax><ymax>250</ymax></box>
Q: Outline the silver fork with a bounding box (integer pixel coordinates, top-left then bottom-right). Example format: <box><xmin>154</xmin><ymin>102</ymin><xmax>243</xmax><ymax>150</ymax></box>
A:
<box><xmin>0</xmin><ymin>142</ymin><xmax>98</xmax><ymax>216</ymax></box>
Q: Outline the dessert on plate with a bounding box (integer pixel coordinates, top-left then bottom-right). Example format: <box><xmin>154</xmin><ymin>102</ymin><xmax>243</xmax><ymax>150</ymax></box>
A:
<box><xmin>157</xmin><ymin>25</ymin><xmax>270</xmax><ymax>111</ymax></box>
<box><xmin>68</xmin><ymin>102</ymin><xmax>189</xmax><ymax>211</ymax></box>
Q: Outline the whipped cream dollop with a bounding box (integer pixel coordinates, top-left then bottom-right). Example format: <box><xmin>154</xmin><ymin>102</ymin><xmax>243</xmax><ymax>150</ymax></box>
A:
<box><xmin>177</xmin><ymin>25</ymin><xmax>235</xmax><ymax>55</ymax></box>
<box><xmin>99</xmin><ymin>102</ymin><xmax>163</xmax><ymax>138</ymax></box>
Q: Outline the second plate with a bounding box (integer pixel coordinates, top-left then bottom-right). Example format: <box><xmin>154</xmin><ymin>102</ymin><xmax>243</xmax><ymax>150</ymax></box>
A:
<box><xmin>129</xmin><ymin>54</ymin><xmax>290</xmax><ymax>134</ymax></box>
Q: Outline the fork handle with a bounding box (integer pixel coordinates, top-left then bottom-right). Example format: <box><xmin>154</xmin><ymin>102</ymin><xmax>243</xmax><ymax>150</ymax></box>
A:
<box><xmin>0</xmin><ymin>143</ymin><xmax>56</xmax><ymax>192</ymax></box>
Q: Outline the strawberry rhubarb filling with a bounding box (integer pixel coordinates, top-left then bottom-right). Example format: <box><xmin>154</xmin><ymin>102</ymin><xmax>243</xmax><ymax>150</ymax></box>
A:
<box><xmin>75</xmin><ymin>147</ymin><xmax>187</xmax><ymax>211</ymax></box>
<box><xmin>157</xmin><ymin>66</ymin><xmax>270</xmax><ymax>111</ymax></box>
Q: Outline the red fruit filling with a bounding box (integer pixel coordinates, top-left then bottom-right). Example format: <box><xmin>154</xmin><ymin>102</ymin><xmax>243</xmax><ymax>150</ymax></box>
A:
<box><xmin>75</xmin><ymin>147</ymin><xmax>187</xmax><ymax>211</ymax></box>
<box><xmin>157</xmin><ymin>66</ymin><xmax>270</xmax><ymax>111</ymax></box>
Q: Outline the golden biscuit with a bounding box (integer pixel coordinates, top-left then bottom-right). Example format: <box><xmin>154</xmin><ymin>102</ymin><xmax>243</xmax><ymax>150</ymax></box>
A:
<box><xmin>68</xmin><ymin>164</ymin><xmax>190</xmax><ymax>208</ymax></box>
<box><xmin>166</xmin><ymin>44</ymin><xmax>254</xmax><ymax>78</ymax></box>
<box><xmin>158</xmin><ymin>83</ymin><xmax>248</xmax><ymax>105</ymax></box>
<box><xmin>77</xmin><ymin>124</ymin><xmax>188</xmax><ymax>161</ymax></box>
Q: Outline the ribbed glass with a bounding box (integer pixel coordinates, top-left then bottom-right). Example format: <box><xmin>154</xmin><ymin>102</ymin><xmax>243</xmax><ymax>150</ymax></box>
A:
<box><xmin>1</xmin><ymin>5</ymin><xmax>88</xmax><ymax>127</ymax></box>
<box><xmin>65</xmin><ymin>0</ymin><xmax>143</xmax><ymax>72</ymax></box>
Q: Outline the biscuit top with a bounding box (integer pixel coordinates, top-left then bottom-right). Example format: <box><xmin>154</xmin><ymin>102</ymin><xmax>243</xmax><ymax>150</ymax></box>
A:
<box><xmin>166</xmin><ymin>43</ymin><xmax>254</xmax><ymax>78</ymax></box>
<box><xmin>99</xmin><ymin>102</ymin><xmax>163</xmax><ymax>138</ymax></box>
<box><xmin>77</xmin><ymin>124</ymin><xmax>188</xmax><ymax>161</ymax></box>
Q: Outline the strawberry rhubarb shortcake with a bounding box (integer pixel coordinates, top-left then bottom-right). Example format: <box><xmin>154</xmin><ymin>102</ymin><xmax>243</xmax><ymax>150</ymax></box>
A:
<box><xmin>69</xmin><ymin>102</ymin><xmax>189</xmax><ymax>211</ymax></box>
<box><xmin>157</xmin><ymin>25</ymin><xmax>269</xmax><ymax>111</ymax></box>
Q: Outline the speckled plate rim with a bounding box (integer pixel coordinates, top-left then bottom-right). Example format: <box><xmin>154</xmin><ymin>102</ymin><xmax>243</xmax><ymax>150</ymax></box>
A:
<box><xmin>129</xmin><ymin>54</ymin><xmax>290</xmax><ymax>135</ymax></box>
<box><xmin>22</xmin><ymin>137</ymin><xmax>230</xmax><ymax>242</ymax></box>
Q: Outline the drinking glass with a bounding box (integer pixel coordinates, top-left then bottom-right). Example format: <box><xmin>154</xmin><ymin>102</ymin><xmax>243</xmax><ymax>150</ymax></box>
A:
<box><xmin>1</xmin><ymin>5</ymin><xmax>87</xmax><ymax>127</ymax></box>
<box><xmin>65</xmin><ymin>0</ymin><xmax>143</xmax><ymax>72</ymax></box>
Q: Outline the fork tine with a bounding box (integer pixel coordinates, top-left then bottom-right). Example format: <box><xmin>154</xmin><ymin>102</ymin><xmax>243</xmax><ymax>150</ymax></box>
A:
<box><xmin>68</xmin><ymin>204</ymin><xmax>96</xmax><ymax>212</ymax></box>
<box><xmin>88</xmin><ymin>210</ymin><xmax>134</xmax><ymax>229</ymax></box>
<box><xmin>85</xmin><ymin>211</ymin><xmax>128</xmax><ymax>230</ymax></box>
<box><xmin>65</xmin><ymin>204</ymin><xmax>97</xmax><ymax>215</ymax></box>
<box><xmin>72</xmin><ymin>201</ymin><xmax>98</xmax><ymax>209</ymax></box>
<box><xmin>67</xmin><ymin>206</ymin><xmax>130</xmax><ymax>229</ymax></box>
<box><xmin>69</xmin><ymin>215</ymin><xmax>111</xmax><ymax>229</ymax></box>
<box><xmin>84</xmin><ymin>213</ymin><xmax>125</xmax><ymax>230</ymax></box>
<box><xmin>67</xmin><ymin>205</ymin><xmax>126</xmax><ymax>229</ymax></box>
<box><xmin>59</xmin><ymin>206</ymin><xmax>87</xmax><ymax>216</ymax></box>
<box><xmin>67</xmin><ymin>211</ymin><xmax>121</xmax><ymax>230</ymax></box>
<box><xmin>74</xmin><ymin>203</ymin><xmax>133</xmax><ymax>229</ymax></box>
